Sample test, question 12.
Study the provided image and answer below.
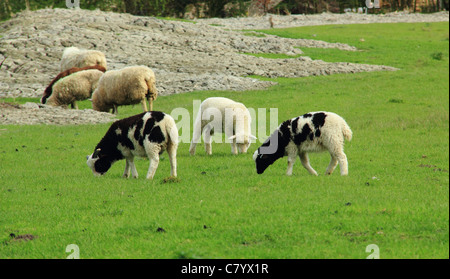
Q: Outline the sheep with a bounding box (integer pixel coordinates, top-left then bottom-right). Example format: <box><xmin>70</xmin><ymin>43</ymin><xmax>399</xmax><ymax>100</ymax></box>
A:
<box><xmin>41</xmin><ymin>65</ymin><xmax>106</xmax><ymax>106</ymax></box>
<box><xmin>86</xmin><ymin>111</ymin><xmax>178</xmax><ymax>179</ymax></box>
<box><xmin>253</xmin><ymin>111</ymin><xmax>352</xmax><ymax>176</ymax></box>
<box><xmin>60</xmin><ymin>47</ymin><xmax>107</xmax><ymax>72</ymax></box>
<box><xmin>189</xmin><ymin>97</ymin><xmax>256</xmax><ymax>155</ymax></box>
<box><xmin>45</xmin><ymin>69</ymin><xmax>104</xmax><ymax>109</ymax></box>
<box><xmin>91</xmin><ymin>65</ymin><xmax>158</xmax><ymax>114</ymax></box>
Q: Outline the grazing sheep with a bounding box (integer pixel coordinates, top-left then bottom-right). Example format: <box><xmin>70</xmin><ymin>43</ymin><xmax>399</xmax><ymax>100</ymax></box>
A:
<box><xmin>189</xmin><ymin>97</ymin><xmax>256</xmax><ymax>155</ymax></box>
<box><xmin>45</xmin><ymin>69</ymin><xmax>104</xmax><ymax>109</ymax></box>
<box><xmin>91</xmin><ymin>65</ymin><xmax>158</xmax><ymax>114</ymax></box>
<box><xmin>41</xmin><ymin>65</ymin><xmax>106</xmax><ymax>106</ymax></box>
<box><xmin>253</xmin><ymin>111</ymin><xmax>352</xmax><ymax>176</ymax></box>
<box><xmin>86</xmin><ymin>111</ymin><xmax>178</xmax><ymax>179</ymax></box>
<box><xmin>60</xmin><ymin>47</ymin><xmax>107</xmax><ymax>72</ymax></box>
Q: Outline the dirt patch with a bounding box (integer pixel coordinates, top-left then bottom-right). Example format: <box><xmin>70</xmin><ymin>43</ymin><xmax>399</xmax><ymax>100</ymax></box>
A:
<box><xmin>8</xmin><ymin>233</ymin><xmax>36</xmax><ymax>242</ymax></box>
<box><xmin>418</xmin><ymin>164</ymin><xmax>448</xmax><ymax>172</ymax></box>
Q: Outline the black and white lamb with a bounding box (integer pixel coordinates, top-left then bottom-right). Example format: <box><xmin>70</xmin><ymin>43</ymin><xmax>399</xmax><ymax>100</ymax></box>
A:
<box><xmin>86</xmin><ymin>111</ymin><xmax>178</xmax><ymax>179</ymax></box>
<box><xmin>253</xmin><ymin>111</ymin><xmax>352</xmax><ymax>176</ymax></box>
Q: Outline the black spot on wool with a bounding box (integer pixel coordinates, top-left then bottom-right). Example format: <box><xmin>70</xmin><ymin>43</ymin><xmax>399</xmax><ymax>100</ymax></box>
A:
<box><xmin>291</xmin><ymin>117</ymin><xmax>300</xmax><ymax>134</ymax></box>
<box><xmin>134</xmin><ymin>118</ymin><xmax>144</xmax><ymax>141</ymax></box>
<box><xmin>312</xmin><ymin>112</ymin><xmax>327</xmax><ymax>129</ymax></box>
<box><xmin>142</xmin><ymin>117</ymin><xmax>156</xmax><ymax>145</ymax></box>
<box><xmin>293</xmin><ymin>124</ymin><xmax>311</xmax><ymax>145</ymax></box>
<box><xmin>151</xmin><ymin>111</ymin><xmax>165</xmax><ymax>122</ymax></box>
<box><xmin>116</xmin><ymin>124</ymin><xmax>135</xmax><ymax>150</ymax></box>
<box><xmin>148</xmin><ymin>126</ymin><xmax>165</xmax><ymax>143</ymax></box>
<box><xmin>302</xmin><ymin>113</ymin><xmax>312</xmax><ymax>118</ymax></box>
<box><xmin>315</xmin><ymin>129</ymin><xmax>321</xmax><ymax>138</ymax></box>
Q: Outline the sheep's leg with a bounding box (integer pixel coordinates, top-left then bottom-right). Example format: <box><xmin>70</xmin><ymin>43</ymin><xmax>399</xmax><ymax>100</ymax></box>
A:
<box><xmin>167</xmin><ymin>143</ymin><xmax>177</xmax><ymax>177</ymax></box>
<box><xmin>112</xmin><ymin>105</ymin><xmax>118</xmax><ymax>114</ymax></box>
<box><xmin>146</xmin><ymin>156</ymin><xmax>160</xmax><ymax>180</ymax></box>
<box><xmin>325</xmin><ymin>155</ymin><xmax>338</xmax><ymax>175</ymax></box>
<box><xmin>189</xmin><ymin>119</ymin><xmax>202</xmax><ymax>155</ymax></box>
<box><xmin>123</xmin><ymin>160</ymin><xmax>131</xmax><ymax>178</ymax></box>
<box><xmin>144</xmin><ymin>143</ymin><xmax>161</xmax><ymax>179</ymax></box>
<box><xmin>141</xmin><ymin>99</ymin><xmax>148</xmax><ymax>112</ymax></box>
<box><xmin>230</xmin><ymin>140</ymin><xmax>238</xmax><ymax>155</ymax></box>
<box><xmin>336</xmin><ymin>152</ymin><xmax>348</xmax><ymax>176</ymax></box>
<box><xmin>204</xmin><ymin>134</ymin><xmax>212</xmax><ymax>155</ymax></box>
<box><xmin>148</xmin><ymin>96</ymin><xmax>153</xmax><ymax>111</ymax></box>
<box><xmin>123</xmin><ymin>158</ymin><xmax>138</xmax><ymax>178</ymax></box>
<box><xmin>299</xmin><ymin>152</ymin><xmax>318</xmax><ymax>176</ymax></box>
<box><xmin>286</xmin><ymin>154</ymin><xmax>297</xmax><ymax>176</ymax></box>
<box><xmin>204</xmin><ymin>124</ymin><xmax>213</xmax><ymax>155</ymax></box>
<box><xmin>71</xmin><ymin>101</ymin><xmax>78</xmax><ymax>110</ymax></box>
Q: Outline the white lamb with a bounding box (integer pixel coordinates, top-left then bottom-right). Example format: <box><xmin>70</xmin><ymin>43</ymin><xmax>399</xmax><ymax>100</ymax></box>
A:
<box><xmin>91</xmin><ymin>65</ymin><xmax>158</xmax><ymax>114</ymax></box>
<box><xmin>60</xmin><ymin>47</ymin><xmax>107</xmax><ymax>72</ymax></box>
<box><xmin>45</xmin><ymin>69</ymin><xmax>104</xmax><ymax>109</ymax></box>
<box><xmin>189</xmin><ymin>97</ymin><xmax>256</xmax><ymax>155</ymax></box>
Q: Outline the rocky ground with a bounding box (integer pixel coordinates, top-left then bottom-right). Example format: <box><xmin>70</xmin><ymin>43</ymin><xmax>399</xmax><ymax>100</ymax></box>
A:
<box><xmin>0</xmin><ymin>102</ymin><xmax>115</xmax><ymax>125</ymax></box>
<box><xmin>0</xmin><ymin>8</ymin><xmax>447</xmax><ymax>125</ymax></box>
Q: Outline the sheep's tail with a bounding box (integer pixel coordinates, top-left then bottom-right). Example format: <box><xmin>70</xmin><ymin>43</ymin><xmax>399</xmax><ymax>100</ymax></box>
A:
<box><xmin>145</xmin><ymin>77</ymin><xmax>157</xmax><ymax>101</ymax></box>
<box><xmin>342</xmin><ymin>121</ymin><xmax>353</xmax><ymax>142</ymax></box>
<box><xmin>167</xmin><ymin>117</ymin><xmax>179</xmax><ymax>146</ymax></box>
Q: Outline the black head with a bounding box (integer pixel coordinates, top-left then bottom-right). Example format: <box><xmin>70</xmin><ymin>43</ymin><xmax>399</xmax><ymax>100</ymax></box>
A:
<box><xmin>86</xmin><ymin>148</ymin><xmax>113</xmax><ymax>176</ymax></box>
<box><xmin>252</xmin><ymin>125</ymin><xmax>290</xmax><ymax>174</ymax></box>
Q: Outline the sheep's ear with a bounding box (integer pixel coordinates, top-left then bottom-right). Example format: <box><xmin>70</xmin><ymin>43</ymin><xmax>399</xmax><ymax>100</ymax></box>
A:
<box><xmin>228</xmin><ymin>135</ymin><xmax>236</xmax><ymax>140</ymax></box>
<box><xmin>250</xmin><ymin>135</ymin><xmax>257</xmax><ymax>140</ymax></box>
<box><xmin>92</xmin><ymin>148</ymin><xmax>101</xmax><ymax>158</ymax></box>
<box><xmin>88</xmin><ymin>98</ymin><xmax>93</xmax><ymax>102</ymax></box>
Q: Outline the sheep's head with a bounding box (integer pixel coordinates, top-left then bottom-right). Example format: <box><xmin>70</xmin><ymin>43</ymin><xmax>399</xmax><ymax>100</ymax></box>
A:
<box><xmin>252</xmin><ymin>128</ymin><xmax>286</xmax><ymax>174</ymax></box>
<box><xmin>86</xmin><ymin>148</ymin><xmax>111</xmax><ymax>176</ymax></box>
<box><xmin>228</xmin><ymin>134</ymin><xmax>256</xmax><ymax>153</ymax></box>
<box><xmin>45</xmin><ymin>96</ymin><xmax>59</xmax><ymax>107</ymax></box>
<box><xmin>91</xmin><ymin>92</ymin><xmax>113</xmax><ymax>112</ymax></box>
<box><xmin>253</xmin><ymin>149</ymin><xmax>274</xmax><ymax>174</ymax></box>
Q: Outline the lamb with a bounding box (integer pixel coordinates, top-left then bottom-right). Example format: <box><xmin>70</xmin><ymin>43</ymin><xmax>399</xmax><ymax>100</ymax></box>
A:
<box><xmin>253</xmin><ymin>111</ymin><xmax>352</xmax><ymax>176</ymax></box>
<box><xmin>60</xmin><ymin>47</ymin><xmax>107</xmax><ymax>72</ymax></box>
<box><xmin>91</xmin><ymin>65</ymin><xmax>158</xmax><ymax>114</ymax></box>
<box><xmin>45</xmin><ymin>69</ymin><xmax>104</xmax><ymax>109</ymax></box>
<box><xmin>189</xmin><ymin>97</ymin><xmax>256</xmax><ymax>155</ymax></box>
<box><xmin>41</xmin><ymin>65</ymin><xmax>106</xmax><ymax>106</ymax></box>
<box><xmin>86</xmin><ymin>111</ymin><xmax>178</xmax><ymax>180</ymax></box>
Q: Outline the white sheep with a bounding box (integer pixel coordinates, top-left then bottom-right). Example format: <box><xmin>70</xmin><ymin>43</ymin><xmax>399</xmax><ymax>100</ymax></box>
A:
<box><xmin>253</xmin><ymin>111</ymin><xmax>352</xmax><ymax>176</ymax></box>
<box><xmin>91</xmin><ymin>65</ymin><xmax>158</xmax><ymax>114</ymax></box>
<box><xmin>60</xmin><ymin>47</ymin><xmax>107</xmax><ymax>72</ymax></box>
<box><xmin>189</xmin><ymin>97</ymin><xmax>256</xmax><ymax>155</ymax></box>
<box><xmin>45</xmin><ymin>69</ymin><xmax>104</xmax><ymax>109</ymax></box>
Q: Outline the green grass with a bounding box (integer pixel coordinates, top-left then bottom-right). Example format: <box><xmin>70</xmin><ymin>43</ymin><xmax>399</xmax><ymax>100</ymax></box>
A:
<box><xmin>0</xmin><ymin>22</ymin><xmax>448</xmax><ymax>259</ymax></box>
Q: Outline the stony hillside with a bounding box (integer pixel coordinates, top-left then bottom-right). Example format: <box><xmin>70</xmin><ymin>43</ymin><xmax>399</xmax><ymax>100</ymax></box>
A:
<box><xmin>0</xmin><ymin>8</ymin><xmax>398</xmax><ymax>100</ymax></box>
<box><xmin>2</xmin><ymin>9</ymin><xmax>445</xmax><ymax>125</ymax></box>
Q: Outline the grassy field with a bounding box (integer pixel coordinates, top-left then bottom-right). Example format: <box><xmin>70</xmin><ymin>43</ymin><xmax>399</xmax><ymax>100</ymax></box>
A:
<box><xmin>0</xmin><ymin>22</ymin><xmax>448</xmax><ymax>259</ymax></box>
